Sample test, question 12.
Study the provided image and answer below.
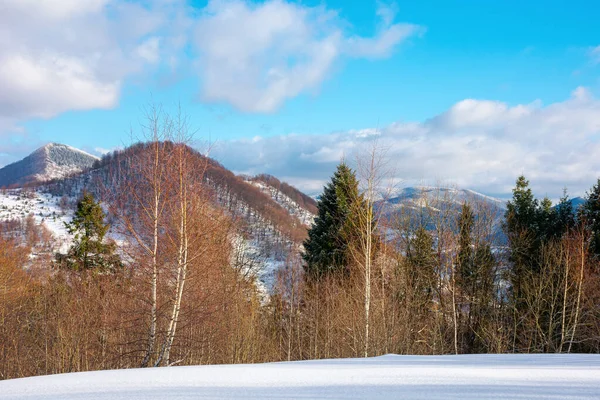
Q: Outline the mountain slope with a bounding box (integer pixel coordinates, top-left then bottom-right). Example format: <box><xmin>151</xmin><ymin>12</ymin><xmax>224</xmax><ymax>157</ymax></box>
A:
<box><xmin>0</xmin><ymin>143</ymin><xmax>99</xmax><ymax>188</ymax></box>
<box><xmin>0</xmin><ymin>142</ymin><xmax>316</xmax><ymax>290</ymax></box>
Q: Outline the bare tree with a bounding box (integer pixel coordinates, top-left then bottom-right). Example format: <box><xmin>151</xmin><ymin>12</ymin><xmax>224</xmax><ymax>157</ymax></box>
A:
<box><xmin>348</xmin><ymin>141</ymin><xmax>392</xmax><ymax>357</ymax></box>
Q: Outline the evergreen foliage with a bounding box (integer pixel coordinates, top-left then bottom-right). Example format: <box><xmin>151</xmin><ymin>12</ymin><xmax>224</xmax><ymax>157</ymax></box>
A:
<box><xmin>56</xmin><ymin>191</ymin><xmax>121</xmax><ymax>272</ymax></box>
<box><xmin>581</xmin><ymin>178</ymin><xmax>600</xmax><ymax>258</ymax></box>
<box><xmin>457</xmin><ymin>202</ymin><xmax>475</xmax><ymax>288</ymax></box>
<box><xmin>456</xmin><ymin>202</ymin><xmax>497</xmax><ymax>352</ymax></box>
<box><xmin>556</xmin><ymin>189</ymin><xmax>576</xmax><ymax>235</ymax></box>
<box><xmin>504</xmin><ymin>176</ymin><xmax>543</xmax><ymax>300</ymax></box>
<box><xmin>302</xmin><ymin>163</ymin><xmax>361</xmax><ymax>278</ymax></box>
<box><xmin>406</xmin><ymin>227</ymin><xmax>436</xmax><ymax>304</ymax></box>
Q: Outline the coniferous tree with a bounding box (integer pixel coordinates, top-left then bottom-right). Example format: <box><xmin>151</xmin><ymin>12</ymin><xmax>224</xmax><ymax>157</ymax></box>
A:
<box><xmin>57</xmin><ymin>191</ymin><xmax>121</xmax><ymax>271</ymax></box>
<box><xmin>581</xmin><ymin>178</ymin><xmax>600</xmax><ymax>258</ymax></box>
<box><xmin>302</xmin><ymin>163</ymin><xmax>361</xmax><ymax>278</ymax></box>
<box><xmin>457</xmin><ymin>203</ymin><xmax>475</xmax><ymax>290</ymax></box>
<box><xmin>556</xmin><ymin>189</ymin><xmax>575</xmax><ymax>236</ymax></box>
<box><xmin>406</xmin><ymin>227</ymin><xmax>436</xmax><ymax>306</ymax></box>
<box><xmin>456</xmin><ymin>202</ymin><xmax>496</xmax><ymax>353</ymax></box>
<box><xmin>504</xmin><ymin>176</ymin><xmax>541</xmax><ymax>300</ymax></box>
<box><xmin>538</xmin><ymin>197</ymin><xmax>558</xmax><ymax>242</ymax></box>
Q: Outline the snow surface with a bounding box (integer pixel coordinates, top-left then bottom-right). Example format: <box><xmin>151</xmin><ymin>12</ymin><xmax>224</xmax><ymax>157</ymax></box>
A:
<box><xmin>0</xmin><ymin>189</ymin><xmax>73</xmax><ymax>251</ymax></box>
<box><xmin>1</xmin><ymin>354</ymin><xmax>599</xmax><ymax>399</ymax></box>
<box><xmin>32</xmin><ymin>143</ymin><xmax>99</xmax><ymax>182</ymax></box>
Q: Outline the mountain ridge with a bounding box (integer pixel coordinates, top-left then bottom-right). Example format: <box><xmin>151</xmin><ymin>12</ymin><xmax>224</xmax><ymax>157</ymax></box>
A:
<box><xmin>0</xmin><ymin>143</ymin><xmax>99</xmax><ymax>188</ymax></box>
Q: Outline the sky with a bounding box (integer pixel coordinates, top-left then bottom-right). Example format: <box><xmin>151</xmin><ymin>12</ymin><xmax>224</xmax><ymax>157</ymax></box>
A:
<box><xmin>1</xmin><ymin>0</ymin><xmax>600</xmax><ymax>199</ymax></box>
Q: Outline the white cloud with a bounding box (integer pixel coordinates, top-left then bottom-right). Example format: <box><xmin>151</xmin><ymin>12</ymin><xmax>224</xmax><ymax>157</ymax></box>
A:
<box><xmin>0</xmin><ymin>0</ymin><xmax>420</xmax><ymax>150</ymax></box>
<box><xmin>0</xmin><ymin>0</ymin><xmax>186</xmax><ymax>122</ymax></box>
<box><xmin>192</xmin><ymin>0</ymin><xmax>421</xmax><ymax>112</ymax></box>
<box><xmin>213</xmin><ymin>88</ymin><xmax>600</xmax><ymax>199</ymax></box>
<box><xmin>345</xmin><ymin>23</ymin><xmax>423</xmax><ymax>59</ymax></box>
<box><xmin>136</xmin><ymin>37</ymin><xmax>162</xmax><ymax>64</ymax></box>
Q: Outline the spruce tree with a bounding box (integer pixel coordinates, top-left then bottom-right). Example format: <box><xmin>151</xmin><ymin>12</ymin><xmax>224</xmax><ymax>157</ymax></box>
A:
<box><xmin>57</xmin><ymin>191</ymin><xmax>121</xmax><ymax>272</ymax></box>
<box><xmin>581</xmin><ymin>178</ymin><xmax>600</xmax><ymax>258</ymax></box>
<box><xmin>504</xmin><ymin>176</ymin><xmax>541</xmax><ymax>299</ymax></box>
<box><xmin>406</xmin><ymin>227</ymin><xmax>436</xmax><ymax>304</ymax></box>
<box><xmin>457</xmin><ymin>202</ymin><xmax>475</xmax><ymax>290</ymax></box>
<box><xmin>302</xmin><ymin>163</ymin><xmax>361</xmax><ymax>278</ymax></box>
<box><xmin>556</xmin><ymin>189</ymin><xmax>575</xmax><ymax>236</ymax></box>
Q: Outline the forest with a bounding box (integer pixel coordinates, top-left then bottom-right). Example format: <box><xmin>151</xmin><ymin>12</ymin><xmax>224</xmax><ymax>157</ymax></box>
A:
<box><xmin>1</xmin><ymin>128</ymin><xmax>599</xmax><ymax>380</ymax></box>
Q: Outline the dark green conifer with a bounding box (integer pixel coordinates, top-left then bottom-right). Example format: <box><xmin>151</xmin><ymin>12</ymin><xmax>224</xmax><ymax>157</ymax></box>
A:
<box><xmin>504</xmin><ymin>176</ymin><xmax>541</xmax><ymax>300</ymax></box>
<box><xmin>57</xmin><ymin>191</ymin><xmax>121</xmax><ymax>272</ymax></box>
<box><xmin>302</xmin><ymin>163</ymin><xmax>361</xmax><ymax>278</ymax></box>
<box><xmin>457</xmin><ymin>202</ymin><xmax>475</xmax><ymax>289</ymax></box>
<box><xmin>406</xmin><ymin>227</ymin><xmax>436</xmax><ymax>304</ymax></box>
<box><xmin>581</xmin><ymin>178</ymin><xmax>600</xmax><ymax>258</ymax></box>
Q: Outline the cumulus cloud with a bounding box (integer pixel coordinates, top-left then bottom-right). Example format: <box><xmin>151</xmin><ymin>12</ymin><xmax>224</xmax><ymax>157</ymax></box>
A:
<box><xmin>213</xmin><ymin>87</ymin><xmax>600</xmax><ymax>199</ymax></box>
<box><xmin>0</xmin><ymin>0</ymin><xmax>186</xmax><ymax>122</ymax></box>
<box><xmin>0</xmin><ymin>0</ymin><xmax>420</xmax><ymax>160</ymax></box>
<box><xmin>192</xmin><ymin>0</ymin><xmax>421</xmax><ymax>112</ymax></box>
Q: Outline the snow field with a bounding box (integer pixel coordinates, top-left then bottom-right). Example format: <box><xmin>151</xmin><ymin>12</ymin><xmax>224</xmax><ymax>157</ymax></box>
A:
<box><xmin>1</xmin><ymin>354</ymin><xmax>599</xmax><ymax>400</ymax></box>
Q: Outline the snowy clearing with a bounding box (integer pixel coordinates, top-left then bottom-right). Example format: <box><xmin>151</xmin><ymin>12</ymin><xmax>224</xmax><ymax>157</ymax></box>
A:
<box><xmin>1</xmin><ymin>354</ymin><xmax>599</xmax><ymax>399</ymax></box>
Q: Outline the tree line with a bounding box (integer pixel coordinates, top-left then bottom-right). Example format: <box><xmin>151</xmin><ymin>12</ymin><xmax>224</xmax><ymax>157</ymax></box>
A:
<box><xmin>1</xmin><ymin>125</ymin><xmax>599</xmax><ymax>380</ymax></box>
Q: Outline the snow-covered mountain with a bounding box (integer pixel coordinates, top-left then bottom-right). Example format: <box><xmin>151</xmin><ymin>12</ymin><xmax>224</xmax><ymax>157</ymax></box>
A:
<box><xmin>382</xmin><ymin>186</ymin><xmax>507</xmax><ymax>211</ymax></box>
<box><xmin>0</xmin><ymin>143</ymin><xmax>316</xmax><ymax>291</ymax></box>
<box><xmin>378</xmin><ymin>186</ymin><xmax>506</xmax><ymax>220</ymax></box>
<box><xmin>0</xmin><ymin>143</ymin><xmax>99</xmax><ymax>188</ymax></box>
<box><xmin>376</xmin><ymin>186</ymin><xmax>507</xmax><ymax>238</ymax></box>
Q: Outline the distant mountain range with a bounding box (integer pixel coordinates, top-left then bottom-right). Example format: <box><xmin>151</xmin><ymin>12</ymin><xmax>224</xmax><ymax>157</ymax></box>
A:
<box><xmin>0</xmin><ymin>143</ymin><xmax>99</xmax><ymax>188</ymax></box>
<box><xmin>382</xmin><ymin>186</ymin><xmax>507</xmax><ymax>210</ymax></box>
<box><xmin>374</xmin><ymin>186</ymin><xmax>508</xmax><ymax>238</ymax></box>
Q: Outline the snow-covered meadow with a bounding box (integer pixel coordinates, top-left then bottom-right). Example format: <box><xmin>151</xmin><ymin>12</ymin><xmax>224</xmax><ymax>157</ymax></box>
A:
<box><xmin>1</xmin><ymin>354</ymin><xmax>598</xmax><ymax>399</ymax></box>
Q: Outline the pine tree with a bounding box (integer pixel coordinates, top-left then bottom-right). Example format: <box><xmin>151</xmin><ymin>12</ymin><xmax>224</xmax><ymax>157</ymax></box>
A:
<box><xmin>456</xmin><ymin>202</ymin><xmax>496</xmax><ymax>353</ymax></box>
<box><xmin>457</xmin><ymin>202</ymin><xmax>475</xmax><ymax>290</ymax></box>
<box><xmin>504</xmin><ymin>175</ymin><xmax>541</xmax><ymax>299</ymax></box>
<box><xmin>57</xmin><ymin>191</ymin><xmax>121</xmax><ymax>272</ymax></box>
<box><xmin>406</xmin><ymin>227</ymin><xmax>436</xmax><ymax>305</ymax></box>
<box><xmin>556</xmin><ymin>189</ymin><xmax>575</xmax><ymax>236</ymax></box>
<box><xmin>581</xmin><ymin>178</ymin><xmax>600</xmax><ymax>258</ymax></box>
<box><xmin>302</xmin><ymin>163</ymin><xmax>361</xmax><ymax>278</ymax></box>
<box><xmin>505</xmin><ymin>176</ymin><xmax>539</xmax><ymax>237</ymax></box>
<box><xmin>537</xmin><ymin>197</ymin><xmax>558</xmax><ymax>242</ymax></box>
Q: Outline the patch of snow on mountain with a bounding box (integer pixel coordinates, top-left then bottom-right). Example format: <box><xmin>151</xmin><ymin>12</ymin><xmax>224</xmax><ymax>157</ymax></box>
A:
<box><xmin>247</xmin><ymin>180</ymin><xmax>315</xmax><ymax>225</ymax></box>
<box><xmin>33</xmin><ymin>143</ymin><xmax>100</xmax><ymax>182</ymax></box>
<box><xmin>0</xmin><ymin>189</ymin><xmax>73</xmax><ymax>252</ymax></box>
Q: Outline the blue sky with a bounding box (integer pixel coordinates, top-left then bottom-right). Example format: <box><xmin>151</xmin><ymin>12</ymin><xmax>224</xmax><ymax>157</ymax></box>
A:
<box><xmin>1</xmin><ymin>0</ymin><xmax>600</xmax><ymax>198</ymax></box>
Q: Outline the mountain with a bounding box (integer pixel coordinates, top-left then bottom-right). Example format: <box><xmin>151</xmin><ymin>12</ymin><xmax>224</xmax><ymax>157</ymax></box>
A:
<box><xmin>0</xmin><ymin>142</ymin><xmax>316</xmax><ymax>290</ymax></box>
<box><xmin>377</xmin><ymin>186</ymin><xmax>507</xmax><ymax>238</ymax></box>
<box><xmin>0</xmin><ymin>143</ymin><xmax>99</xmax><ymax>188</ymax></box>
<box><xmin>379</xmin><ymin>186</ymin><xmax>506</xmax><ymax>214</ymax></box>
<box><xmin>570</xmin><ymin>197</ymin><xmax>586</xmax><ymax>210</ymax></box>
